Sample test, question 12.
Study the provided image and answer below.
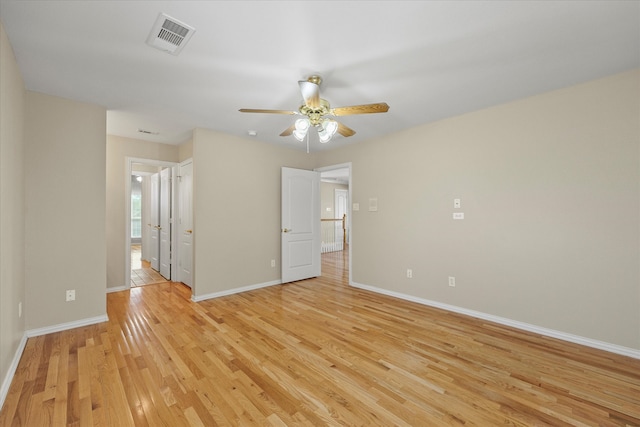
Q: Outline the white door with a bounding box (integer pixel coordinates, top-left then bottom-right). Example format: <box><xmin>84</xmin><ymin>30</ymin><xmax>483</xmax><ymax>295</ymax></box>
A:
<box><xmin>149</xmin><ymin>172</ymin><xmax>160</xmax><ymax>271</ymax></box>
<box><xmin>159</xmin><ymin>168</ymin><xmax>172</xmax><ymax>279</ymax></box>
<box><xmin>281</xmin><ymin>167</ymin><xmax>320</xmax><ymax>283</ymax></box>
<box><xmin>335</xmin><ymin>188</ymin><xmax>348</xmax><ymax>249</ymax></box>
<box><xmin>141</xmin><ymin>176</ymin><xmax>151</xmax><ymax>263</ymax></box>
<box><xmin>178</xmin><ymin>160</ymin><xmax>193</xmax><ymax>287</ymax></box>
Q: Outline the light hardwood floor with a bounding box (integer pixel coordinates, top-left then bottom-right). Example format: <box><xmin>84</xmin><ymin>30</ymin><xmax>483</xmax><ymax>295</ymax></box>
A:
<box><xmin>1</xmin><ymin>250</ymin><xmax>639</xmax><ymax>426</ymax></box>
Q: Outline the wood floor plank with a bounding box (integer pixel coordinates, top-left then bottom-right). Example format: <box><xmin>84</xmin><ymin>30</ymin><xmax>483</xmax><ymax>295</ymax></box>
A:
<box><xmin>2</xmin><ymin>251</ymin><xmax>640</xmax><ymax>425</ymax></box>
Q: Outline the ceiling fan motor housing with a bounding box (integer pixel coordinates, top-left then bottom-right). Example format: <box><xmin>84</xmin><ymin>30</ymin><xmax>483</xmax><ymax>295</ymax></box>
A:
<box><xmin>299</xmin><ymin>99</ymin><xmax>331</xmax><ymax>126</ymax></box>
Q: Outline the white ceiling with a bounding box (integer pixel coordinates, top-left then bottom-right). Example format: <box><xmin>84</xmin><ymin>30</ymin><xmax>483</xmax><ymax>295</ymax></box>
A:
<box><xmin>1</xmin><ymin>1</ymin><xmax>638</xmax><ymax>152</ymax></box>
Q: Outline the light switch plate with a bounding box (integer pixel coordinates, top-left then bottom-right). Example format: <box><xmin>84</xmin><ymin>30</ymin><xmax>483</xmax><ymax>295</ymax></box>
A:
<box><xmin>353</xmin><ymin>203</ymin><xmax>359</xmax><ymax>211</ymax></box>
<box><xmin>369</xmin><ymin>198</ymin><xmax>378</xmax><ymax>212</ymax></box>
<box><xmin>454</xmin><ymin>198</ymin><xmax>461</xmax><ymax>208</ymax></box>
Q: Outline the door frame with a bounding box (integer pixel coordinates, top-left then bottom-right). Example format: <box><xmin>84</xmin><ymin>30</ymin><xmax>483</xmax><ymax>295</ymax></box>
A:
<box><xmin>315</xmin><ymin>162</ymin><xmax>353</xmax><ymax>285</ymax></box>
<box><xmin>125</xmin><ymin>157</ymin><xmax>178</xmax><ymax>289</ymax></box>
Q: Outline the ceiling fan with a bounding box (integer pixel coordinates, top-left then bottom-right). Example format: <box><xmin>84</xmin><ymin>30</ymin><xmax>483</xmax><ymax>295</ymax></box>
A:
<box><xmin>239</xmin><ymin>75</ymin><xmax>389</xmax><ymax>144</ymax></box>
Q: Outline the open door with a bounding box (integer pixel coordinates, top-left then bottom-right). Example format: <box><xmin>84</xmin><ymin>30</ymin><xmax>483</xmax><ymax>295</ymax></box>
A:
<box><xmin>159</xmin><ymin>167</ymin><xmax>172</xmax><ymax>279</ymax></box>
<box><xmin>178</xmin><ymin>160</ymin><xmax>193</xmax><ymax>287</ymax></box>
<box><xmin>149</xmin><ymin>172</ymin><xmax>160</xmax><ymax>271</ymax></box>
<box><xmin>281</xmin><ymin>167</ymin><xmax>321</xmax><ymax>283</ymax></box>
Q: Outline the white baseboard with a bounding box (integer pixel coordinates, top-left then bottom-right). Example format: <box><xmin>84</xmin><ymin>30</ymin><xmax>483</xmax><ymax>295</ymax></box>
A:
<box><xmin>0</xmin><ymin>334</ymin><xmax>28</xmax><ymax>410</ymax></box>
<box><xmin>350</xmin><ymin>281</ymin><xmax>640</xmax><ymax>360</ymax></box>
<box><xmin>106</xmin><ymin>285</ymin><xmax>128</xmax><ymax>293</ymax></box>
<box><xmin>192</xmin><ymin>280</ymin><xmax>282</xmax><ymax>302</ymax></box>
<box><xmin>26</xmin><ymin>314</ymin><xmax>109</xmax><ymax>338</ymax></box>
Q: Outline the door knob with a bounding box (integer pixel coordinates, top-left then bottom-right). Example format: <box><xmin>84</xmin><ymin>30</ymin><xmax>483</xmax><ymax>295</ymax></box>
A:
<box><xmin>185</xmin><ymin>229</ymin><xmax>192</xmax><ymax>234</ymax></box>
<box><xmin>282</xmin><ymin>228</ymin><xmax>292</xmax><ymax>233</ymax></box>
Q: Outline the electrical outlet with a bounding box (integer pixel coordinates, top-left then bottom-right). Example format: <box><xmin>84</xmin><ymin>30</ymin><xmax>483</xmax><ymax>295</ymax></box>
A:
<box><xmin>407</xmin><ymin>269</ymin><xmax>413</xmax><ymax>279</ymax></box>
<box><xmin>448</xmin><ymin>277</ymin><xmax>456</xmax><ymax>287</ymax></box>
<box><xmin>271</xmin><ymin>259</ymin><xmax>276</xmax><ymax>268</ymax></box>
<box><xmin>66</xmin><ymin>289</ymin><xmax>76</xmax><ymax>302</ymax></box>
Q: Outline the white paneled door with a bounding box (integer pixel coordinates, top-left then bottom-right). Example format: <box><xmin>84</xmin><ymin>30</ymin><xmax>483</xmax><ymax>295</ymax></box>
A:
<box><xmin>159</xmin><ymin>167</ymin><xmax>172</xmax><ymax>279</ymax></box>
<box><xmin>281</xmin><ymin>167</ymin><xmax>320</xmax><ymax>283</ymax></box>
<box><xmin>149</xmin><ymin>172</ymin><xmax>160</xmax><ymax>271</ymax></box>
<box><xmin>178</xmin><ymin>160</ymin><xmax>193</xmax><ymax>287</ymax></box>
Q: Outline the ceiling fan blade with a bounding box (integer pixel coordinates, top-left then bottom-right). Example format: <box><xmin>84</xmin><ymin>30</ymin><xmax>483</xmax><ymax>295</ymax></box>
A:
<box><xmin>239</xmin><ymin>108</ymin><xmax>297</xmax><ymax>115</ymax></box>
<box><xmin>337</xmin><ymin>122</ymin><xmax>356</xmax><ymax>137</ymax></box>
<box><xmin>280</xmin><ymin>124</ymin><xmax>296</xmax><ymax>137</ymax></box>
<box><xmin>331</xmin><ymin>102</ymin><xmax>390</xmax><ymax>116</ymax></box>
<box><xmin>299</xmin><ymin>80</ymin><xmax>320</xmax><ymax>109</ymax></box>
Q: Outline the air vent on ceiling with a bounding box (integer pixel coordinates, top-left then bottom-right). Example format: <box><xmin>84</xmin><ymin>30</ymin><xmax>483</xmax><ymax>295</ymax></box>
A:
<box><xmin>146</xmin><ymin>13</ymin><xmax>195</xmax><ymax>55</ymax></box>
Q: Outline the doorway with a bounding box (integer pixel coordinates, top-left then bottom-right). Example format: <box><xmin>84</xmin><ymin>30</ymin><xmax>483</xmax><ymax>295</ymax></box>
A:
<box><xmin>317</xmin><ymin>163</ymin><xmax>352</xmax><ymax>283</ymax></box>
<box><xmin>125</xmin><ymin>158</ymin><xmax>178</xmax><ymax>289</ymax></box>
<box><xmin>130</xmin><ymin>171</ymin><xmax>166</xmax><ymax>286</ymax></box>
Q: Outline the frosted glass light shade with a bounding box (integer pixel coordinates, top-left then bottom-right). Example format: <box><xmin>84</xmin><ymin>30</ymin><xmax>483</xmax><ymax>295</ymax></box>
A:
<box><xmin>318</xmin><ymin>119</ymin><xmax>338</xmax><ymax>143</ymax></box>
<box><xmin>293</xmin><ymin>118</ymin><xmax>310</xmax><ymax>141</ymax></box>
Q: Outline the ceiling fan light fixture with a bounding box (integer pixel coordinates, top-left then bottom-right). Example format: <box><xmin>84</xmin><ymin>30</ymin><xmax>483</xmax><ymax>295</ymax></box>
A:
<box><xmin>318</xmin><ymin>119</ymin><xmax>338</xmax><ymax>143</ymax></box>
<box><xmin>324</xmin><ymin>119</ymin><xmax>338</xmax><ymax>136</ymax></box>
<box><xmin>293</xmin><ymin>130</ymin><xmax>306</xmax><ymax>141</ymax></box>
<box><xmin>293</xmin><ymin>118</ymin><xmax>310</xmax><ymax>141</ymax></box>
<box><xmin>318</xmin><ymin>129</ymin><xmax>333</xmax><ymax>143</ymax></box>
<box><xmin>295</xmin><ymin>118</ymin><xmax>310</xmax><ymax>131</ymax></box>
<box><xmin>239</xmin><ymin>76</ymin><xmax>389</xmax><ymax>147</ymax></box>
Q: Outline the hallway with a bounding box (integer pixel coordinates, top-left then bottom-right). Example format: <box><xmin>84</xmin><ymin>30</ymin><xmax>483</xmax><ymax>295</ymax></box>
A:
<box><xmin>130</xmin><ymin>245</ymin><xmax>166</xmax><ymax>287</ymax></box>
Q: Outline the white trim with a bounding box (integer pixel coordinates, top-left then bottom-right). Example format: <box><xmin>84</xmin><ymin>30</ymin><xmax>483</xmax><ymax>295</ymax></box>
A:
<box><xmin>0</xmin><ymin>334</ymin><xmax>28</xmax><ymax>409</ymax></box>
<box><xmin>25</xmin><ymin>315</ymin><xmax>109</xmax><ymax>338</ymax></box>
<box><xmin>192</xmin><ymin>280</ymin><xmax>281</xmax><ymax>302</ymax></box>
<box><xmin>350</xmin><ymin>281</ymin><xmax>640</xmax><ymax>360</ymax></box>
<box><xmin>106</xmin><ymin>285</ymin><xmax>128</xmax><ymax>293</ymax></box>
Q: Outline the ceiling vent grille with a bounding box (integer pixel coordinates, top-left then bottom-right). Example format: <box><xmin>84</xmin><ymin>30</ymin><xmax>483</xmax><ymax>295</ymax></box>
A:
<box><xmin>146</xmin><ymin>13</ymin><xmax>195</xmax><ymax>55</ymax></box>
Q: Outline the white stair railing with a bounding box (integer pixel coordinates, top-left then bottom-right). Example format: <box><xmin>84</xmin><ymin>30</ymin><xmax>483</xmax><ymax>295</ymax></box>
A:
<box><xmin>321</xmin><ymin>214</ymin><xmax>346</xmax><ymax>253</ymax></box>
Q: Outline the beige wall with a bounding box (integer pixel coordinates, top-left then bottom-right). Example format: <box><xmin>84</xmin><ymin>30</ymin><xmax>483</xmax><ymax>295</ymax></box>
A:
<box><xmin>192</xmin><ymin>129</ymin><xmax>313</xmax><ymax>298</ymax></box>
<box><xmin>24</xmin><ymin>91</ymin><xmax>107</xmax><ymax>330</ymax></box>
<box><xmin>105</xmin><ymin>135</ymin><xmax>180</xmax><ymax>288</ymax></box>
<box><xmin>179</xmin><ymin>139</ymin><xmax>193</xmax><ymax>162</ymax></box>
<box><xmin>321</xmin><ymin>182</ymin><xmax>348</xmax><ymax>219</ymax></box>
<box><xmin>0</xmin><ymin>22</ymin><xmax>26</xmax><ymax>397</ymax></box>
<box><xmin>316</xmin><ymin>70</ymin><xmax>640</xmax><ymax>350</ymax></box>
